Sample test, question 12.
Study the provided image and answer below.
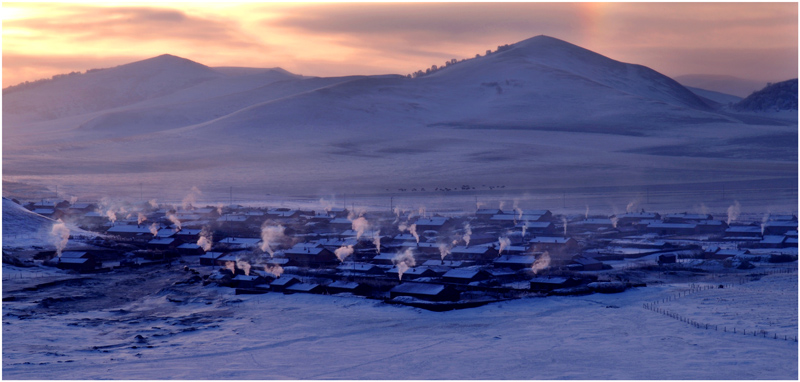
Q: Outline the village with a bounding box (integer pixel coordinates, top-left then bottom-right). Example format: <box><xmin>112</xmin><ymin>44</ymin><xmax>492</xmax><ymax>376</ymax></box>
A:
<box><xmin>5</xmin><ymin>196</ymin><xmax>798</xmax><ymax>311</ymax></box>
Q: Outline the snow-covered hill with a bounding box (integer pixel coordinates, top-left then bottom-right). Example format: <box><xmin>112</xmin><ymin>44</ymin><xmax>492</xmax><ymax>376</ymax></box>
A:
<box><xmin>2</xmin><ymin>36</ymin><xmax>796</xmax><ymax>209</ymax></box>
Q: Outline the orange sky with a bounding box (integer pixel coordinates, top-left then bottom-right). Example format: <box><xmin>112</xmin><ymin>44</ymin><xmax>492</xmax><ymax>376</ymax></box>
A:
<box><xmin>3</xmin><ymin>2</ymin><xmax>797</xmax><ymax>88</ymax></box>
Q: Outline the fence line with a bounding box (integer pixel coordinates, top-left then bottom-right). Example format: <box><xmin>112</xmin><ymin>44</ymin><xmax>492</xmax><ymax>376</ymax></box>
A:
<box><xmin>642</xmin><ymin>275</ymin><xmax>797</xmax><ymax>343</ymax></box>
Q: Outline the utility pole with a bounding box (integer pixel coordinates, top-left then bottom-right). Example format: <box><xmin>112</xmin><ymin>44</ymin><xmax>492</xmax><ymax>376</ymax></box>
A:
<box><xmin>140</xmin><ymin>183</ymin><xmax>143</xmax><ymax>203</ymax></box>
<box><xmin>390</xmin><ymin>196</ymin><xmax>393</xmax><ymax>213</ymax></box>
<box><xmin>230</xmin><ymin>186</ymin><xmax>233</xmax><ymax>207</ymax></box>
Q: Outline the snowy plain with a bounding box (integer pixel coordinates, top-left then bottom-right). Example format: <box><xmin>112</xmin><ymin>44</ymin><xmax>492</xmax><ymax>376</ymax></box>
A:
<box><xmin>2</xmin><ymin>263</ymin><xmax>797</xmax><ymax>379</ymax></box>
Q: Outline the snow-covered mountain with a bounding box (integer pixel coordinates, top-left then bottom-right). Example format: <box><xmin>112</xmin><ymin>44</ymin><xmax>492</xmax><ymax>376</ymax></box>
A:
<box><xmin>734</xmin><ymin>79</ymin><xmax>798</xmax><ymax>112</ymax></box>
<box><xmin>3</xmin><ymin>36</ymin><xmax>796</xmax><ymax>206</ymax></box>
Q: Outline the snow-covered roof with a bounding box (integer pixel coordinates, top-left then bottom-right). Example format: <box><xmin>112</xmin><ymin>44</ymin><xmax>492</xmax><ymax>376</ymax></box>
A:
<box><xmin>219</xmin><ymin>237</ymin><xmax>261</xmax><ymax>246</ymax></box>
<box><xmin>330</xmin><ymin>218</ymin><xmax>352</xmax><ymax>224</ymax></box>
<box><xmin>529</xmin><ymin>237</ymin><xmax>572</xmax><ymax>244</ymax></box>
<box><xmin>285</xmin><ymin>246</ymin><xmax>328</xmax><ymax>256</ymax></box>
<box><xmin>199</xmin><ymin>252</ymin><xmax>224</xmax><ymax>259</ymax></box>
<box><xmin>451</xmin><ymin>245</ymin><xmax>495</xmax><ymax>254</ymax></box>
<box><xmin>217</xmin><ymin>214</ymin><xmax>249</xmax><ymax>222</ymax></box>
<box><xmin>60</xmin><ymin>251</ymin><xmax>88</xmax><ymax>258</ymax></box>
<box><xmin>233</xmin><ymin>274</ymin><xmax>262</xmax><ymax>281</ymax></box>
<box><xmin>58</xmin><ymin>257</ymin><xmax>90</xmax><ymax>264</ymax></box>
<box><xmin>491</xmin><ymin>214</ymin><xmax>542</xmax><ymax>221</ymax></box>
<box><xmin>177</xmin><ymin>243</ymin><xmax>201</xmax><ymax>250</ymax></box>
<box><xmin>414</xmin><ymin>217</ymin><xmax>448</xmax><ymax>226</ymax></box>
<box><xmin>270</xmin><ymin>276</ymin><xmax>300</xmax><ymax>286</ymax></box>
<box><xmin>286</xmin><ymin>283</ymin><xmax>320</xmax><ymax>292</ymax></box>
<box><xmin>476</xmin><ymin>209</ymin><xmax>502</xmax><ymax>215</ymax></box>
<box><xmin>328</xmin><ymin>280</ymin><xmax>361</xmax><ymax>290</ymax></box>
<box><xmin>530</xmin><ymin>277</ymin><xmax>569</xmax><ymax>284</ymax></box>
<box><xmin>617</xmin><ymin>212</ymin><xmax>659</xmax><ymax>219</ymax></box>
<box><xmin>107</xmin><ymin>225</ymin><xmax>155</xmax><ymax>234</ymax></box>
<box><xmin>390</xmin><ymin>283</ymin><xmax>446</xmax><ymax>296</ymax></box>
<box><xmin>442</xmin><ymin>268</ymin><xmax>485</xmax><ymax>279</ymax></box>
<box><xmin>577</xmin><ymin>219</ymin><xmax>614</xmax><ymax>225</ymax></box>
<box><xmin>515</xmin><ymin>221</ymin><xmax>551</xmax><ymax>228</ymax></box>
<box><xmin>422</xmin><ymin>260</ymin><xmax>465</xmax><ymax>267</ymax></box>
<box><xmin>386</xmin><ymin>266</ymin><xmax>435</xmax><ymax>276</ymax></box>
<box><xmin>725</xmin><ymin>226</ymin><xmax>761</xmax><ymax>233</ymax></box>
<box><xmin>664</xmin><ymin>213</ymin><xmax>712</xmax><ymax>220</ymax></box>
<box><xmin>149</xmin><ymin>238</ymin><xmax>175</xmax><ymax>245</ymax></box>
<box><xmin>494</xmin><ymin>255</ymin><xmax>536</xmax><ymax>264</ymax></box>
<box><xmin>336</xmin><ymin>263</ymin><xmax>380</xmax><ymax>272</ymax></box>
<box><xmin>760</xmin><ymin>235</ymin><xmax>787</xmax><ymax>244</ymax></box>
<box><xmin>647</xmin><ymin>222</ymin><xmax>697</xmax><ymax>229</ymax></box>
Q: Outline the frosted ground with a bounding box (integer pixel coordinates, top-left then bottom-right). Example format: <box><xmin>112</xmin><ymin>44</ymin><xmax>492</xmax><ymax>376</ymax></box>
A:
<box><xmin>2</xmin><ymin>262</ymin><xmax>796</xmax><ymax>379</ymax></box>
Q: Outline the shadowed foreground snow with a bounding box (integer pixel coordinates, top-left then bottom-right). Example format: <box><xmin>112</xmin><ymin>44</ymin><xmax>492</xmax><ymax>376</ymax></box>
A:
<box><xmin>3</xmin><ymin>269</ymin><xmax>796</xmax><ymax>379</ymax></box>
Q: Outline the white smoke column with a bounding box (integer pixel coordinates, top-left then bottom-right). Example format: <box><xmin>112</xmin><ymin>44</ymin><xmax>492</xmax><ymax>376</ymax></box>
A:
<box><xmin>419</xmin><ymin>206</ymin><xmax>426</xmax><ymax>218</ymax></box>
<box><xmin>531</xmin><ymin>252</ymin><xmax>551</xmax><ymax>274</ymax></box>
<box><xmin>260</xmin><ymin>223</ymin><xmax>286</xmax><ymax>256</ymax></box>
<box><xmin>182</xmin><ymin>186</ymin><xmax>202</xmax><ymax>210</ymax></box>
<box><xmin>698</xmin><ymin>203</ymin><xmax>709</xmax><ymax>215</ymax></box>
<box><xmin>166</xmin><ymin>212</ymin><xmax>182</xmax><ymax>231</ymax></box>
<box><xmin>319</xmin><ymin>198</ymin><xmax>333</xmax><ymax>213</ymax></box>
<box><xmin>373</xmin><ymin>230</ymin><xmax>381</xmax><ymax>254</ymax></box>
<box><xmin>438</xmin><ymin>243</ymin><xmax>451</xmax><ymax>260</ymax></box>
<box><xmin>499</xmin><ymin>201</ymin><xmax>506</xmax><ymax>211</ymax></box>
<box><xmin>335</xmin><ymin>245</ymin><xmax>354</xmax><ymax>262</ymax></box>
<box><xmin>585</xmin><ymin>205</ymin><xmax>589</xmax><ymax>219</ymax></box>
<box><xmin>498</xmin><ymin>237</ymin><xmax>511</xmax><ymax>255</ymax></box>
<box><xmin>50</xmin><ymin>220</ymin><xmax>70</xmax><ymax>256</ymax></box>
<box><xmin>216</xmin><ymin>203</ymin><xmax>224</xmax><ymax>215</ymax></box>
<box><xmin>392</xmin><ymin>248</ymin><xmax>416</xmax><ymax>280</ymax></box>
<box><xmin>476</xmin><ymin>201</ymin><xmax>485</xmax><ymax>210</ymax></box>
<box><xmin>137</xmin><ymin>212</ymin><xmax>147</xmax><ymax>225</ymax></box>
<box><xmin>149</xmin><ymin>222</ymin><xmax>159</xmax><ymax>237</ymax></box>
<box><xmin>197</xmin><ymin>236</ymin><xmax>212</xmax><ymax>252</ymax></box>
<box><xmin>409</xmin><ymin>224</ymin><xmax>419</xmax><ymax>243</ymax></box>
<box><xmin>224</xmin><ymin>261</ymin><xmax>236</xmax><ymax>274</ymax></box>
<box><xmin>69</xmin><ymin>196</ymin><xmax>78</xmax><ymax>204</ymax></box>
<box><xmin>393</xmin><ymin>206</ymin><xmax>403</xmax><ymax>218</ymax></box>
<box><xmin>727</xmin><ymin>201</ymin><xmax>741</xmax><ymax>225</ymax></box>
<box><xmin>236</xmin><ymin>259</ymin><xmax>251</xmax><ymax>276</ymax></box>
<box><xmin>521</xmin><ymin>222</ymin><xmax>528</xmax><ymax>238</ymax></box>
<box><xmin>148</xmin><ymin>199</ymin><xmax>158</xmax><ymax>208</ymax></box>
<box><xmin>761</xmin><ymin>213</ymin><xmax>770</xmax><ymax>235</ymax></box>
<box><xmin>463</xmin><ymin>223</ymin><xmax>472</xmax><ymax>247</ymax></box>
<box><xmin>626</xmin><ymin>199</ymin><xmax>638</xmax><ymax>213</ymax></box>
<box><xmin>515</xmin><ymin>207</ymin><xmax>523</xmax><ymax>221</ymax></box>
<box><xmin>352</xmin><ymin>217</ymin><xmax>369</xmax><ymax>240</ymax></box>
<box><xmin>105</xmin><ymin>209</ymin><xmax>117</xmax><ymax>223</ymax></box>
<box><xmin>263</xmin><ymin>264</ymin><xmax>284</xmax><ymax>278</ymax></box>
<box><xmin>561</xmin><ymin>216</ymin><xmax>568</xmax><ymax>236</ymax></box>
<box><xmin>347</xmin><ymin>207</ymin><xmax>366</xmax><ymax>221</ymax></box>
<box><xmin>611</xmin><ymin>216</ymin><xmax>619</xmax><ymax>229</ymax></box>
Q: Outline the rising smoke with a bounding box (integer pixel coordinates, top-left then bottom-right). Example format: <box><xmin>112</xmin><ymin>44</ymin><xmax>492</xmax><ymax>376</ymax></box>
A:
<box><xmin>727</xmin><ymin>201</ymin><xmax>741</xmax><ymax>225</ymax></box>
<box><xmin>498</xmin><ymin>237</ymin><xmax>511</xmax><ymax>255</ymax></box>
<box><xmin>137</xmin><ymin>212</ymin><xmax>147</xmax><ymax>225</ymax></box>
<box><xmin>373</xmin><ymin>230</ymin><xmax>381</xmax><ymax>254</ymax></box>
<box><xmin>392</xmin><ymin>248</ymin><xmax>416</xmax><ymax>280</ymax></box>
<box><xmin>335</xmin><ymin>245</ymin><xmax>354</xmax><ymax>262</ymax></box>
<box><xmin>260</xmin><ymin>223</ymin><xmax>286</xmax><ymax>256</ymax></box>
<box><xmin>463</xmin><ymin>223</ymin><xmax>472</xmax><ymax>247</ymax></box>
<box><xmin>166</xmin><ymin>212</ymin><xmax>182</xmax><ymax>231</ymax></box>
<box><xmin>50</xmin><ymin>220</ymin><xmax>70</xmax><ymax>256</ymax></box>
<box><xmin>351</xmin><ymin>217</ymin><xmax>369</xmax><ymax>240</ymax></box>
<box><xmin>182</xmin><ymin>186</ymin><xmax>202</xmax><ymax>210</ymax></box>
<box><xmin>149</xmin><ymin>222</ymin><xmax>159</xmax><ymax>237</ymax></box>
<box><xmin>438</xmin><ymin>243</ymin><xmax>451</xmax><ymax>260</ymax></box>
<box><xmin>197</xmin><ymin>228</ymin><xmax>213</xmax><ymax>251</ymax></box>
<box><xmin>531</xmin><ymin>251</ymin><xmax>551</xmax><ymax>274</ymax></box>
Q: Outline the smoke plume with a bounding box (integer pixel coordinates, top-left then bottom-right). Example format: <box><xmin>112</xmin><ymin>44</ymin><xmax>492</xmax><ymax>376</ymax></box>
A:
<box><xmin>260</xmin><ymin>223</ymin><xmax>286</xmax><ymax>256</ymax></box>
<box><xmin>418</xmin><ymin>206</ymin><xmax>426</xmax><ymax>218</ymax></box>
<box><xmin>521</xmin><ymin>222</ymin><xmax>528</xmax><ymax>238</ymax></box>
<box><xmin>197</xmin><ymin>228</ymin><xmax>213</xmax><ymax>251</ymax></box>
<box><xmin>498</xmin><ymin>237</ymin><xmax>511</xmax><ymax>255</ymax></box>
<box><xmin>438</xmin><ymin>243</ymin><xmax>451</xmax><ymax>260</ymax></box>
<box><xmin>105</xmin><ymin>209</ymin><xmax>117</xmax><ymax>223</ymax></box>
<box><xmin>182</xmin><ymin>186</ymin><xmax>202</xmax><ymax>210</ymax></box>
<box><xmin>392</xmin><ymin>248</ymin><xmax>416</xmax><ymax>280</ymax></box>
<box><xmin>409</xmin><ymin>224</ymin><xmax>419</xmax><ymax>243</ymax></box>
<box><xmin>216</xmin><ymin>203</ymin><xmax>224</xmax><ymax>215</ymax></box>
<box><xmin>69</xmin><ymin>196</ymin><xmax>78</xmax><ymax>204</ymax></box>
<box><xmin>166</xmin><ymin>212</ymin><xmax>182</xmax><ymax>231</ymax></box>
<box><xmin>263</xmin><ymin>264</ymin><xmax>284</xmax><ymax>278</ymax></box>
<box><xmin>148</xmin><ymin>199</ymin><xmax>158</xmax><ymax>208</ymax></box>
<box><xmin>137</xmin><ymin>212</ymin><xmax>147</xmax><ymax>225</ymax></box>
<box><xmin>50</xmin><ymin>220</ymin><xmax>70</xmax><ymax>256</ymax></box>
<box><xmin>727</xmin><ymin>201</ymin><xmax>741</xmax><ymax>225</ymax></box>
<box><xmin>352</xmin><ymin>217</ymin><xmax>369</xmax><ymax>240</ymax></box>
<box><xmin>585</xmin><ymin>205</ymin><xmax>589</xmax><ymax>219</ymax></box>
<box><xmin>224</xmin><ymin>261</ymin><xmax>236</xmax><ymax>274</ymax></box>
<box><xmin>611</xmin><ymin>216</ymin><xmax>619</xmax><ymax>229</ymax></box>
<box><xmin>761</xmin><ymin>213</ymin><xmax>770</xmax><ymax>235</ymax></box>
<box><xmin>499</xmin><ymin>201</ymin><xmax>505</xmax><ymax>211</ymax></box>
<box><xmin>149</xmin><ymin>222</ymin><xmax>159</xmax><ymax>236</ymax></box>
<box><xmin>476</xmin><ymin>201</ymin><xmax>485</xmax><ymax>210</ymax></box>
<box><xmin>626</xmin><ymin>199</ymin><xmax>639</xmax><ymax>213</ymax></box>
<box><xmin>335</xmin><ymin>245</ymin><xmax>354</xmax><ymax>262</ymax></box>
<box><xmin>515</xmin><ymin>207</ymin><xmax>523</xmax><ymax>221</ymax></box>
<box><xmin>373</xmin><ymin>230</ymin><xmax>381</xmax><ymax>254</ymax></box>
<box><xmin>531</xmin><ymin>251</ymin><xmax>551</xmax><ymax>274</ymax></box>
<box><xmin>319</xmin><ymin>197</ymin><xmax>334</xmax><ymax>213</ymax></box>
<box><xmin>561</xmin><ymin>216</ymin><xmax>568</xmax><ymax>236</ymax></box>
<box><xmin>236</xmin><ymin>259</ymin><xmax>251</xmax><ymax>276</ymax></box>
<box><xmin>463</xmin><ymin>223</ymin><xmax>472</xmax><ymax>247</ymax></box>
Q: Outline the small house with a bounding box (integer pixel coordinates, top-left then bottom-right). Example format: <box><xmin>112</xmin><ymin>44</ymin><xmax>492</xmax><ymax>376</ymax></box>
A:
<box><xmin>449</xmin><ymin>246</ymin><xmax>499</xmax><ymax>262</ymax></box>
<box><xmin>268</xmin><ymin>275</ymin><xmax>301</xmax><ymax>292</ymax></box>
<box><xmin>326</xmin><ymin>280</ymin><xmax>371</xmax><ymax>296</ymax></box>
<box><xmin>285</xmin><ymin>283</ymin><xmax>325</xmax><ymax>295</ymax></box>
<box><xmin>493</xmin><ymin>255</ymin><xmax>536</xmax><ymax>270</ymax></box>
<box><xmin>385</xmin><ymin>266</ymin><xmax>438</xmax><ymax>280</ymax></box>
<box><xmin>441</xmin><ymin>268</ymin><xmax>491</xmax><ymax>284</ymax></box>
<box><xmin>389</xmin><ymin>283</ymin><xmax>460</xmax><ymax>302</ymax></box>
<box><xmin>199</xmin><ymin>251</ymin><xmax>224</xmax><ymax>266</ymax></box>
<box><xmin>232</xmin><ymin>274</ymin><xmax>267</xmax><ymax>289</ymax></box>
<box><xmin>529</xmin><ymin>277</ymin><xmax>581</xmax><ymax>292</ymax></box>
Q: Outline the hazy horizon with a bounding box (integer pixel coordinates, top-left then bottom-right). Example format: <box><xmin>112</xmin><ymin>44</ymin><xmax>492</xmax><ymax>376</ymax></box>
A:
<box><xmin>3</xmin><ymin>2</ymin><xmax>797</xmax><ymax>88</ymax></box>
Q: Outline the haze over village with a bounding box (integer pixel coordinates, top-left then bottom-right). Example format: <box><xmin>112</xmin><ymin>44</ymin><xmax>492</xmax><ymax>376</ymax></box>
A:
<box><xmin>2</xmin><ymin>2</ymin><xmax>798</xmax><ymax>380</ymax></box>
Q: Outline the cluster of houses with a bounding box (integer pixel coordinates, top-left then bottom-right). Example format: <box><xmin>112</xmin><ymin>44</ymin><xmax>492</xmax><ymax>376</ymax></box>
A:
<box><xmin>21</xmin><ymin>198</ymin><xmax>799</xmax><ymax>307</ymax></box>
